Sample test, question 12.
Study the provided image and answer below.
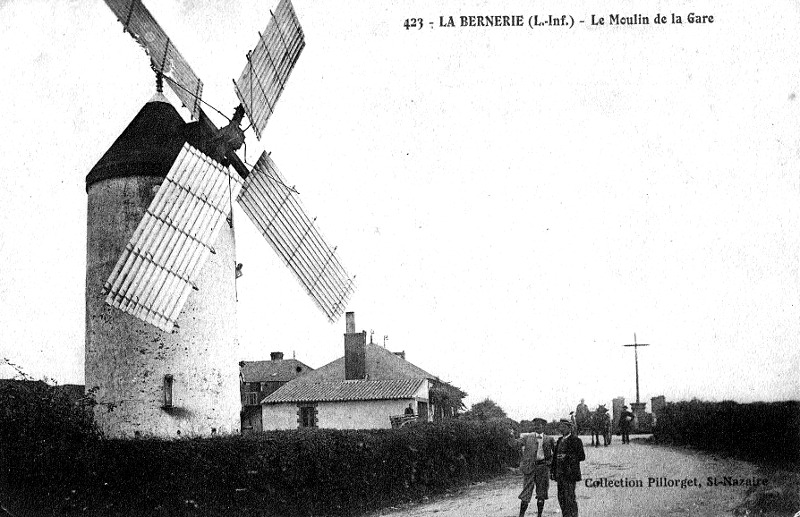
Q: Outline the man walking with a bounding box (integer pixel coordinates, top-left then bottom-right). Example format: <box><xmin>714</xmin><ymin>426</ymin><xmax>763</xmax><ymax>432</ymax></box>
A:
<box><xmin>550</xmin><ymin>418</ymin><xmax>585</xmax><ymax>517</ymax></box>
<box><xmin>517</xmin><ymin>418</ymin><xmax>554</xmax><ymax>517</ymax></box>
<box><xmin>619</xmin><ymin>405</ymin><xmax>634</xmax><ymax>444</ymax></box>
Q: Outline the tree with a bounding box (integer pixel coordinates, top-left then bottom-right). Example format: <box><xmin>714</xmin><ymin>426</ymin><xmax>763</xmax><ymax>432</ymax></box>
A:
<box><xmin>460</xmin><ymin>398</ymin><xmax>507</xmax><ymax>421</ymax></box>
<box><xmin>429</xmin><ymin>380</ymin><xmax>467</xmax><ymax>419</ymax></box>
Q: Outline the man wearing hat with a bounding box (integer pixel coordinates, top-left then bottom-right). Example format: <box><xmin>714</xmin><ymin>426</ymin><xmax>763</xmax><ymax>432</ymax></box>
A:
<box><xmin>550</xmin><ymin>418</ymin><xmax>585</xmax><ymax>517</ymax></box>
<box><xmin>517</xmin><ymin>418</ymin><xmax>555</xmax><ymax>517</ymax></box>
<box><xmin>619</xmin><ymin>405</ymin><xmax>634</xmax><ymax>444</ymax></box>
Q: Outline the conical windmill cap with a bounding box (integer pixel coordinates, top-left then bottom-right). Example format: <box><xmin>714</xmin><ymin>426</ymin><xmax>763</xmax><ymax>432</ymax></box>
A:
<box><xmin>86</xmin><ymin>97</ymin><xmax>187</xmax><ymax>191</ymax></box>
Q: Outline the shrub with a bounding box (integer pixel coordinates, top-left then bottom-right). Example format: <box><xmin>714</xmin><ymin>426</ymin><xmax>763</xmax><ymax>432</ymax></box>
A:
<box><xmin>652</xmin><ymin>399</ymin><xmax>799</xmax><ymax>465</ymax></box>
<box><xmin>0</xmin><ymin>384</ymin><xmax>517</xmax><ymax>517</ymax></box>
<box><xmin>0</xmin><ymin>380</ymin><xmax>98</xmax><ymax>471</ymax></box>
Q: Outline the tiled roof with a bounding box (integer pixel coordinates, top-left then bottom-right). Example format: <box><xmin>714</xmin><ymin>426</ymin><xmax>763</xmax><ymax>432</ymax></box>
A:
<box><xmin>297</xmin><ymin>342</ymin><xmax>435</xmax><ymax>384</ymax></box>
<box><xmin>262</xmin><ymin>378</ymin><xmax>423</xmax><ymax>404</ymax></box>
<box><xmin>240</xmin><ymin>359</ymin><xmax>313</xmax><ymax>383</ymax></box>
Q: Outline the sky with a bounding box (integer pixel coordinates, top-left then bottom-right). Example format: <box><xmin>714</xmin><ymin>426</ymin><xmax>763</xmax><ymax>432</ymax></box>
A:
<box><xmin>0</xmin><ymin>0</ymin><xmax>798</xmax><ymax>421</ymax></box>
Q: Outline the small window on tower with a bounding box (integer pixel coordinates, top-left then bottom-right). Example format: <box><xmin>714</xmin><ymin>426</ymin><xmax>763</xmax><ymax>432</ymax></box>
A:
<box><xmin>163</xmin><ymin>374</ymin><xmax>174</xmax><ymax>408</ymax></box>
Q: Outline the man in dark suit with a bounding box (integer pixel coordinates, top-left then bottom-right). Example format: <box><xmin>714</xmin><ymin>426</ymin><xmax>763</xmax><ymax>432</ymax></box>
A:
<box><xmin>550</xmin><ymin>418</ymin><xmax>585</xmax><ymax>517</ymax></box>
<box><xmin>517</xmin><ymin>418</ymin><xmax>555</xmax><ymax>517</ymax></box>
<box><xmin>619</xmin><ymin>405</ymin><xmax>634</xmax><ymax>444</ymax></box>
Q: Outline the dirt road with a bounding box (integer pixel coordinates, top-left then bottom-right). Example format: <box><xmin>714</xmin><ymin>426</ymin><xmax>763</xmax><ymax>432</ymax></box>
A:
<box><xmin>371</xmin><ymin>436</ymin><xmax>795</xmax><ymax>517</ymax></box>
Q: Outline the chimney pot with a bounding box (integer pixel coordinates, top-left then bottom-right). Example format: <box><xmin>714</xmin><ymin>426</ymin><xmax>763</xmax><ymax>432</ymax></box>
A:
<box><xmin>345</xmin><ymin>312</ymin><xmax>355</xmax><ymax>334</ymax></box>
<box><xmin>270</xmin><ymin>352</ymin><xmax>284</xmax><ymax>361</ymax></box>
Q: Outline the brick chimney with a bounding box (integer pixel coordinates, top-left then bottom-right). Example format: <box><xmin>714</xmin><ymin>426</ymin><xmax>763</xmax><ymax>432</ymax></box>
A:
<box><xmin>270</xmin><ymin>352</ymin><xmax>284</xmax><ymax>361</ymax></box>
<box><xmin>344</xmin><ymin>312</ymin><xmax>366</xmax><ymax>380</ymax></box>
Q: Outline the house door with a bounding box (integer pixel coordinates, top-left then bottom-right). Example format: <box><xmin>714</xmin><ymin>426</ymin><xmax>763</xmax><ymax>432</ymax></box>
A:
<box><xmin>417</xmin><ymin>401</ymin><xmax>428</xmax><ymax>421</ymax></box>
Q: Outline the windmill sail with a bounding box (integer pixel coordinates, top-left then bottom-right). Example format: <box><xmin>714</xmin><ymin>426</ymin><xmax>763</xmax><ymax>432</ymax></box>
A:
<box><xmin>237</xmin><ymin>152</ymin><xmax>354</xmax><ymax>322</ymax></box>
<box><xmin>233</xmin><ymin>0</ymin><xmax>305</xmax><ymax>140</ymax></box>
<box><xmin>103</xmin><ymin>0</ymin><xmax>204</xmax><ymax>119</ymax></box>
<box><xmin>104</xmin><ymin>144</ymin><xmax>243</xmax><ymax>332</ymax></box>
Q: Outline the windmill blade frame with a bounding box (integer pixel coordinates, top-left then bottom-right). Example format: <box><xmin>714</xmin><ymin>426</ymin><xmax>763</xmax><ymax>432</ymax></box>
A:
<box><xmin>233</xmin><ymin>0</ymin><xmax>305</xmax><ymax>140</ymax></box>
<box><xmin>238</xmin><ymin>152</ymin><xmax>355</xmax><ymax>322</ymax></box>
<box><xmin>103</xmin><ymin>0</ymin><xmax>204</xmax><ymax>119</ymax></box>
<box><xmin>104</xmin><ymin>143</ymin><xmax>243</xmax><ymax>332</ymax></box>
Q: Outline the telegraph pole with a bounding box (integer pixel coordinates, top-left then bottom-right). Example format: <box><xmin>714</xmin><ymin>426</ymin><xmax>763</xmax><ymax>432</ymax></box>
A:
<box><xmin>623</xmin><ymin>333</ymin><xmax>650</xmax><ymax>404</ymax></box>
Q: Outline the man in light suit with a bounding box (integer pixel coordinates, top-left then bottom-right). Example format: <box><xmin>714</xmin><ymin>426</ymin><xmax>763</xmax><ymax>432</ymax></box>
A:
<box><xmin>550</xmin><ymin>418</ymin><xmax>586</xmax><ymax>517</ymax></box>
<box><xmin>517</xmin><ymin>418</ymin><xmax>555</xmax><ymax>517</ymax></box>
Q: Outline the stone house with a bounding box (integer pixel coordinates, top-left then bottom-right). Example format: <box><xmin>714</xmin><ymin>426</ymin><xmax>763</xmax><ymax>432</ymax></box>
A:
<box><xmin>240</xmin><ymin>352</ymin><xmax>312</xmax><ymax>433</ymax></box>
<box><xmin>260</xmin><ymin>312</ymin><xmax>464</xmax><ymax>430</ymax></box>
<box><xmin>262</xmin><ymin>377</ymin><xmax>428</xmax><ymax>429</ymax></box>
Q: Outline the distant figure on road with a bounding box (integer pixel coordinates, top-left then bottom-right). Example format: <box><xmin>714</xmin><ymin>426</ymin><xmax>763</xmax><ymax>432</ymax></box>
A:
<box><xmin>590</xmin><ymin>405</ymin><xmax>611</xmax><ymax>447</ymax></box>
<box><xmin>404</xmin><ymin>403</ymin><xmax>414</xmax><ymax>416</ymax></box>
<box><xmin>550</xmin><ymin>418</ymin><xmax>585</xmax><ymax>517</ymax></box>
<box><xmin>619</xmin><ymin>405</ymin><xmax>634</xmax><ymax>444</ymax></box>
<box><xmin>517</xmin><ymin>418</ymin><xmax>555</xmax><ymax>517</ymax></box>
<box><xmin>575</xmin><ymin>399</ymin><xmax>590</xmax><ymax>434</ymax></box>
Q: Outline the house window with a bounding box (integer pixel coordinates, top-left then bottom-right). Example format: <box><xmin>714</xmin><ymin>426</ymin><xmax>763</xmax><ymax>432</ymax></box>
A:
<box><xmin>163</xmin><ymin>374</ymin><xmax>174</xmax><ymax>408</ymax></box>
<box><xmin>245</xmin><ymin>392</ymin><xmax>259</xmax><ymax>406</ymax></box>
<box><xmin>297</xmin><ymin>404</ymin><xmax>318</xmax><ymax>428</ymax></box>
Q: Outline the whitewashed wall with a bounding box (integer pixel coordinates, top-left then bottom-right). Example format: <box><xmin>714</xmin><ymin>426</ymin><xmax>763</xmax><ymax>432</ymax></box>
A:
<box><xmin>262</xmin><ymin>380</ymin><xmax>430</xmax><ymax>430</ymax></box>
<box><xmin>86</xmin><ymin>175</ymin><xmax>241</xmax><ymax>439</ymax></box>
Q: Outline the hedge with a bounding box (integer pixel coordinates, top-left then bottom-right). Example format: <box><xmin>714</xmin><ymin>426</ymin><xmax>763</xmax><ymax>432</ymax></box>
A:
<box><xmin>652</xmin><ymin>399</ymin><xmax>799</xmax><ymax>465</ymax></box>
<box><xmin>0</xmin><ymin>381</ymin><xmax>519</xmax><ymax>516</ymax></box>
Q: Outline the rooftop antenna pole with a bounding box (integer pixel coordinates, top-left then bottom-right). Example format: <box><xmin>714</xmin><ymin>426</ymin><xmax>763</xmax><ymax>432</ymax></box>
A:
<box><xmin>623</xmin><ymin>333</ymin><xmax>650</xmax><ymax>404</ymax></box>
<box><xmin>383</xmin><ymin>335</ymin><xmax>388</xmax><ymax>348</ymax></box>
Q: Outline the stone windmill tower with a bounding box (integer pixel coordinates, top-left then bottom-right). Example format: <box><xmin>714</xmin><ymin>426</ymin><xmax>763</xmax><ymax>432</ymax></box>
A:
<box><xmin>85</xmin><ymin>0</ymin><xmax>354</xmax><ymax>438</ymax></box>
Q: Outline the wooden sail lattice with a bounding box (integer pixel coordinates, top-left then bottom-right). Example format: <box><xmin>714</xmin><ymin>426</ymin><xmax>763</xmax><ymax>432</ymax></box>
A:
<box><xmin>104</xmin><ymin>0</ymin><xmax>204</xmax><ymax>119</ymax></box>
<box><xmin>104</xmin><ymin>144</ymin><xmax>243</xmax><ymax>332</ymax></box>
<box><xmin>233</xmin><ymin>0</ymin><xmax>305</xmax><ymax>140</ymax></box>
<box><xmin>238</xmin><ymin>152</ymin><xmax>354</xmax><ymax>322</ymax></box>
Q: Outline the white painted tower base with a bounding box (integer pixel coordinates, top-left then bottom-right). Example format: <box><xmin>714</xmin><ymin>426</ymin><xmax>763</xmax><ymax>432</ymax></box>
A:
<box><xmin>85</xmin><ymin>100</ymin><xmax>240</xmax><ymax>438</ymax></box>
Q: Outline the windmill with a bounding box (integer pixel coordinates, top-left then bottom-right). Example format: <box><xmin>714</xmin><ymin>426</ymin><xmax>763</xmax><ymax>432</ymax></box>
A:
<box><xmin>101</xmin><ymin>0</ymin><xmax>355</xmax><ymax>331</ymax></box>
<box><xmin>85</xmin><ymin>0</ymin><xmax>354</xmax><ymax>438</ymax></box>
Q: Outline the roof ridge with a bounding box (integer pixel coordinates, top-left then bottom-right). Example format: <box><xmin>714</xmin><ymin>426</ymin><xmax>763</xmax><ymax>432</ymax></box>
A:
<box><xmin>262</xmin><ymin>377</ymin><xmax>424</xmax><ymax>404</ymax></box>
<box><xmin>240</xmin><ymin>358</ymin><xmax>314</xmax><ymax>383</ymax></box>
<box><xmin>365</xmin><ymin>341</ymin><xmax>436</xmax><ymax>378</ymax></box>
